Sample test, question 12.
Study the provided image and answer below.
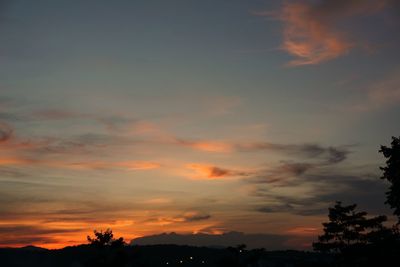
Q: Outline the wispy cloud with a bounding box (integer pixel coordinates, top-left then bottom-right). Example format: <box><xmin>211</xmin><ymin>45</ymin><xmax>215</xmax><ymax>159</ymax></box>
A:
<box><xmin>249</xmin><ymin>162</ymin><xmax>314</xmax><ymax>184</ymax></box>
<box><xmin>176</xmin><ymin>139</ymin><xmax>234</xmax><ymax>153</ymax></box>
<box><xmin>252</xmin><ymin>171</ymin><xmax>389</xmax><ymax>217</ymax></box>
<box><xmin>237</xmin><ymin>142</ymin><xmax>350</xmax><ymax>164</ymax></box>
<box><xmin>143</xmin><ymin>211</ymin><xmax>212</xmax><ymax>226</ymax></box>
<box><xmin>181</xmin><ymin>211</ymin><xmax>211</xmax><ymax>222</ymax></box>
<box><xmin>65</xmin><ymin>160</ymin><xmax>161</xmax><ymax>171</ymax></box>
<box><xmin>0</xmin><ymin>155</ymin><xmax>160</xmax><ymax>172</ymax></box>
<box><xmin>268</xmin><ymin>0</ymin><xmax>389</xmax><ymax>66</ymax></box>
<box><xmin>175</xmin><ymin>138</ymin><xmax>350</xmax><ymax>163</ymax></box>
<box><xmin>349</xmin><ymin>70</ymin><xmax>400</xmax><ymax>112</ymax></box>
<box><xmin>183</xmin><ymin>142</ymin><xmax>349</xmax><ymax>181</ymax></box>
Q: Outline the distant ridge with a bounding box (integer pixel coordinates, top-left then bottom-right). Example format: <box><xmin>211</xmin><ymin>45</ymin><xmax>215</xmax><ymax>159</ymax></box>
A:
<box><xmin>17</xmin><ymin>246</ymin><xmax>47</xmax><ymax>251</ymax></box>
<box><xmin>131</xmin><ymin>231</ymin><xmax>290</xmax><ymax>250</ymax></box>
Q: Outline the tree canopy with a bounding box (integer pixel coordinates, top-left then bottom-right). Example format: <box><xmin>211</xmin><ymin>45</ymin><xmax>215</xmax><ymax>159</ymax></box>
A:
<box><xmin>380</xmin><ymin>136</ymin><xmax>400</xmax><ymax>221</ymax></box>
<box><xmin>313</xmin><ymin>201</ymin><xmax>388</xmax><ymax>254</ymax></box>
<box><xmin>87</xmin><ymin>229</ymin><xmax>125</xmax><ymax>248</ymax></box>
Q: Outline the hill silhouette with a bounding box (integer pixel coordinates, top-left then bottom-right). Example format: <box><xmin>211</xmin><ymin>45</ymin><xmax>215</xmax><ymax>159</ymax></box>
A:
<box><xmin>132</xmin><ymin>231</ymin><xmax>290</xmax><ymax>250</ymax></box>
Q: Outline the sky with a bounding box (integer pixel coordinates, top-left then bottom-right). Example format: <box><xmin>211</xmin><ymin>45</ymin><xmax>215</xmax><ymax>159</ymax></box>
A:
<box><xmin>0</xmin><ymin>0</ymin><xmax>400</xmax><ymax>250</ymax></box>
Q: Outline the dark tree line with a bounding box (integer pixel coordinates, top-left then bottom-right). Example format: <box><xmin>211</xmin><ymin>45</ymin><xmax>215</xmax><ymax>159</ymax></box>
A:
<box><xmin>313</xmin><ymin>136</ymin><xmax>400</xmax><ymax>266</ymax></box>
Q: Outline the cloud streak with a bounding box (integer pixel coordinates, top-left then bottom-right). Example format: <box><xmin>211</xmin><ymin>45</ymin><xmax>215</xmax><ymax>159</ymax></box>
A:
<box><xmin>237</xmin><ymin>142</ymin><xmax>350</xmax><ymax>163</ymax></box>
<box><xmin>253</xmin><ymin>171</ymin><xmax>389</xmax><ymax>216</ymax></box>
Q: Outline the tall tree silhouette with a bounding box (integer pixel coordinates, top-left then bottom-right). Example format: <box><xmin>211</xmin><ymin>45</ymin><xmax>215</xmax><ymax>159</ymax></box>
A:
<box><xmin>380</xmin><ymin>136</ymin><xmax>400</xmax><ymax>222</ymax></box>
<box><xmin>313</xmin><ymin>201</ymin><xmax>400</xmax><ymax>266</ymax></box>
<box><xmin>313</xmin><ymin>201</ymin><xmax>387</xmax><ymax>254</ymax></box>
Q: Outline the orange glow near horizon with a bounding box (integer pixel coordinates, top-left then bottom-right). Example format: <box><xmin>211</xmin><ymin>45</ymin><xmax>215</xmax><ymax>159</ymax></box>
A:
<box><xmin>0</xmin><ymin>224</ymin><xmax>228</xmax><ymax>249</ymax></box>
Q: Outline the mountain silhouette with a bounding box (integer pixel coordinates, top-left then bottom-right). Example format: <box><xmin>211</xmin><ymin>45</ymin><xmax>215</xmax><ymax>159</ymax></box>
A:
<box><xmin>131</xmin><ymin>231</ymin><xmax>290</xmax><ymax>250</ymax></box>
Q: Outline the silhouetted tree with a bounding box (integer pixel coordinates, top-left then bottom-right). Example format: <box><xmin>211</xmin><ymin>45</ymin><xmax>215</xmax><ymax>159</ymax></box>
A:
<box><xmin>87</xmin><ymin>229</ymin><xmax>125</xmax><ymax>248</ymax></box>
<box><xmin>85</xmin><ymin>229</ymin><xmax>127</xmax><ymax>267</ymax></box>
<box><xmin>380</xmin><ymin>136</ymin><xmax>400</xmax><ymax>222</ymax></box>
<box><xmin>313</xmin><ymin>202</ymin><xmax>387</xmax><ymax>253</ymax></box>
<box><xmin>313</xmin><ymin>201</ymin><xmax>399</xmax><ymax>266</ymax></box>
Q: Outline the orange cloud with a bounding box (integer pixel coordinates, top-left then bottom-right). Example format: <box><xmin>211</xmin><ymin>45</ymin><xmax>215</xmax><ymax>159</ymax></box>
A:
<box><xmin>0</xmin><ymin>156</ymin><xmax>160</xmax><ymax>172</ymax></box>
<box><xmin>62</xmin><ymin>160</ymin><xmax>161</xmax><ymax>171</ymax></box>
<box><xmin>187</xmin><ymin>164</ymin><xmax>231</xmax><ymax>179</ymax></box>
<box><xmin>0</xmin><ymin>157</ymin><xmax>36</xmax><ymax>166</ymax></box>
<box><xmin>280</xmin><ymin>2</ymin><xmax>351</xmax><ymax>66</ymax></box>
<box><xmin>273</xmin><ymin>0</ymin><xmax>388</xmax><ymax>66</ymax></box>
<box><xmin>190</xmin><ymin>141</ymin><xmax>233</xmax><ymax>153</ymax></box>
<box><xmin>177</xmin><ymin>140</ymin><xmax>233</xmax><ymax>153</ymax></box>
<box><xmin>116</xmin><ymin>161</ymin><xmax>161</xmax><ymax>170</ymax></box>
<box><xmin>186</xmin><ymin>163</ymin><xmax>241</xmax><ymax>179</ymax></box>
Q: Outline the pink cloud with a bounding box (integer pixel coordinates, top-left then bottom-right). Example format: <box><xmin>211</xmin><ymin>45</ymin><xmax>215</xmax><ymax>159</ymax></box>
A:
<box><xmin>281</xmin><ymin>2</ymin><xmax>352</xmax><ymax>66</ymax></box>
<box><xmin>271</xmin><ymin>0</ymin><xmax>389</xmax><ymax>66</ymax></box>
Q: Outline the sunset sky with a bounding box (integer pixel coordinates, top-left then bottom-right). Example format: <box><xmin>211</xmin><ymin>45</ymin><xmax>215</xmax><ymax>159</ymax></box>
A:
<box><xmin>1</xmin><ymin>0</ymin><xmax>400</xmax><ymax>249</ymax></box>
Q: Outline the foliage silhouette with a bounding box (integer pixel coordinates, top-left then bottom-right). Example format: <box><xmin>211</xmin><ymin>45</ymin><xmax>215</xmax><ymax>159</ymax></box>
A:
<box><xmin>380</xmin><ymin>136</ymin><xmax>400</xmax><ymax>222</ymax></box>
<box><xmin>87</xmin><ymin>228</ymin><xmax>125</xmax><ymax>248</ymax></box>
<box><xmin>313</xmin><ymin>201</ymin><xmax>400</xmax><ymax>266</ymax></box>
<box><xmin>313</xmin><ymin>201</ymin><xmax>387</xmax><ymax>253</ymax></box>
<box><xmin>85</xmin><ymin>229</ymin><xmax>127</xmax><ymax>267</ymax></box>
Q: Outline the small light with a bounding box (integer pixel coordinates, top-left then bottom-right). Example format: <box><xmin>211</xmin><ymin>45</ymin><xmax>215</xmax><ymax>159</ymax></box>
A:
<box><xmin>180</xmin><ymin>260</ymin><xmax>183</xmax><ymax>263</ymax></box>
<box><xmin>166</xmin><ymin>262</ymin><xmax>169</xmax><ymax>265</ymax></box>
<box><xmin>239</xmin><ymin>250</ymin><xmax>242</xmax><ymax>253</ymax></box>
<box><xmin>190</xmin><ymin>256</ymin><xmax>193</xmax><ymax>260</ymax></box>
<box><xmin>202</xmin><ymin>260</ymin><xmax>205</xmax><ymax>264</ymax></box>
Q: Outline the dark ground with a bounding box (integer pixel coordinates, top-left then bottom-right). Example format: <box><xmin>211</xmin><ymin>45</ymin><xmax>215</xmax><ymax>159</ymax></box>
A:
<box><xmin>0</xmin><ymin>244</ymin><xmax>333</xmax><ymax>267</ymax></box>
